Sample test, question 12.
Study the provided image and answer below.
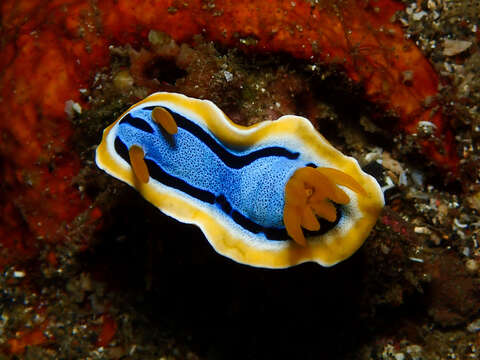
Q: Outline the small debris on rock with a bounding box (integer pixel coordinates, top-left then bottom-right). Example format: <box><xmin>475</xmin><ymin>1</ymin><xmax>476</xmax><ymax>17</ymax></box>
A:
<box><xmin>443</xmin><ymin>39</ymin><xmax>472</xmax><ymax>56</ymax></box>
<box><xmin>467</xmin><ymin>318</ymin><xmax>480</xmax><ymax>333</ymax></box>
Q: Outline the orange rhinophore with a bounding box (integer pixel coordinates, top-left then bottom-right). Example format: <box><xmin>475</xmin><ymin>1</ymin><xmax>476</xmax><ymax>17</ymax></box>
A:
<box><xmin>128</xmin><ymin>145</ymin><xmax>150</xmax><ymax>183</ymax></box>
<box><xmin>152</xmin><ymin>106</ymin><xmax>178</xmax><ymax>135</ymax></box>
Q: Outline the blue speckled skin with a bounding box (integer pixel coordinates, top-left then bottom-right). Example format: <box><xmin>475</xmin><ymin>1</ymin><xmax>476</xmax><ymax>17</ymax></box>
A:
<box><xmin>116</xmin><ymin>107</ymin><xmax>308</xmax><ymax>231</ymax></box>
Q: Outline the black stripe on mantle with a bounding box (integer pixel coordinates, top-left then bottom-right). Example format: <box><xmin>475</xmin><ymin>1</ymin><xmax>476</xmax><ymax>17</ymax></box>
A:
<box><xmin>120</xmin><ymin>106</ymin><xmax>300</xmax><ymax>169</ymax></box>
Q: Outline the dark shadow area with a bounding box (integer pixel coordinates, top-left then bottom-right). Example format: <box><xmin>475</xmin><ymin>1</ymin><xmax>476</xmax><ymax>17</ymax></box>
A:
<box><xmin>144</xmin><ymin>57</ymin><xmax>188</xmax><ymax>85</ymax></box>
<box><xmin>79</xmin><ymin>185</ymin><xmax>429</xmax><ymax>359</ymax></box>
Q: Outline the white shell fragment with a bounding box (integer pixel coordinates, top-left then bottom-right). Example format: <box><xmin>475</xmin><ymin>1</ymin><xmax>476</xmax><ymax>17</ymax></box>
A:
<box><xmin>442</xmin><ymin>39</ymin><xmax>472</xmax><ymax>56</ymax></box>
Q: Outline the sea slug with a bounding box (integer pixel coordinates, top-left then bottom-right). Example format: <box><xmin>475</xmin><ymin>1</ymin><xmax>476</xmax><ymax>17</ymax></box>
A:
<box><xmin>96</xmin><ymin>92</ymin><xmax>384</xmax><ymax>268</ymax></box>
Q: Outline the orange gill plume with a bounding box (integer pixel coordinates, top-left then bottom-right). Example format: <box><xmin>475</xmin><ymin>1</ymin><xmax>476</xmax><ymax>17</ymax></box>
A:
<box><xmin>283</xmin><ymin>167</ymin><xmax>367</xmax><ymax>246</ymax></box>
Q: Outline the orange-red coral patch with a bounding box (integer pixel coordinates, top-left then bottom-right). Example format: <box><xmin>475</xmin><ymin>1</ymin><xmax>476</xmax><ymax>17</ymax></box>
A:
<box><xmin>8</xmin><ymin>321</ymin><xmax>50</xmax><ymax>355</ymax></box>
<box><xmin>96</xmin><ymin>314</ymin><xmax>118</xmax><ymax>347</ymax></box>
<box><xmin>0</xmin><ymin>1</ymin><xmax>108</xmax><ymax>267</ymax></box>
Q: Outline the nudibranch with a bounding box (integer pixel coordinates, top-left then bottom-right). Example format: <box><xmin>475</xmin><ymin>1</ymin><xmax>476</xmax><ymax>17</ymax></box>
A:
<box><xmin>96</xmin><ymin>92</ymin><xmax>384</xmax><ymax>268</ymax></box>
